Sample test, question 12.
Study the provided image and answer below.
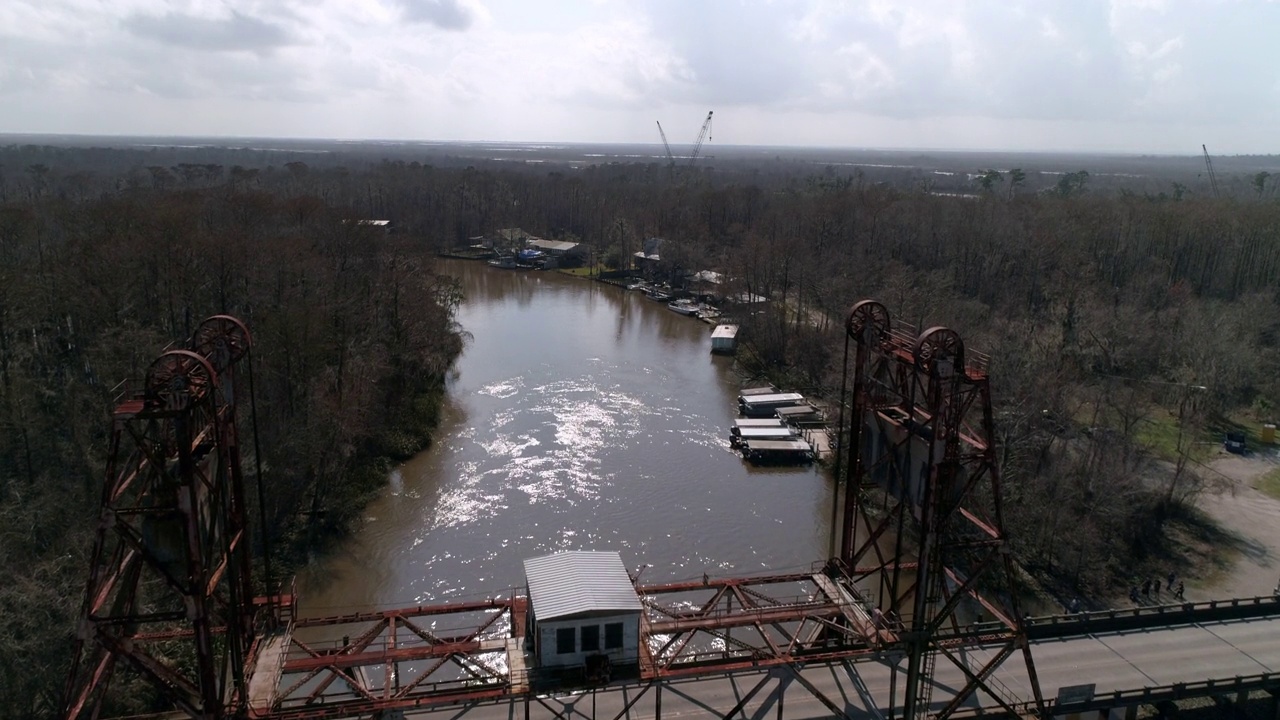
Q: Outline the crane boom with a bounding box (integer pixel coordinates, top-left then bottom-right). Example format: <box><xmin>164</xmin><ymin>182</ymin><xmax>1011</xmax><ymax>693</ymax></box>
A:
<box><xmin>1202</xmin><ymin>144</ymin><xmax>1220</xmax><ymax>199</ymax></box>
<box><xmin>656</xmin><ymin>121</ymin><xmax>675</xmax><ymax>168</ymax></box>
<box><xmin>689</xmin><ymin>111</ymin><xmax>713</xmax><ymax>165</ymax></box>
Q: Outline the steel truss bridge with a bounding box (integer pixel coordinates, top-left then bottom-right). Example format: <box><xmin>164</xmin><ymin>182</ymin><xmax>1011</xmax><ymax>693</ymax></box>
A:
<box><xmin>62</xmin><ymin>303</ymin><xmax>1280</xmax><ymax>720</ymax></box>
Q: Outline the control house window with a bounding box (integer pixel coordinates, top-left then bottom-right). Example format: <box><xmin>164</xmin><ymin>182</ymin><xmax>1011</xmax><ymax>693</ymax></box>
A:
<box><xmin>581</xmin><ymin>625</ymin><xmax>599</xmax><ymax>652</ymax></box>
<box><xmin>604</xmin><ymin>622</ymin><xmax>623</xmax><ymax>650</ymax></box>
<box><xmin>556</xmin><ymin>627</ymin><xmax>575</xmax><ymax>654</ymax></box>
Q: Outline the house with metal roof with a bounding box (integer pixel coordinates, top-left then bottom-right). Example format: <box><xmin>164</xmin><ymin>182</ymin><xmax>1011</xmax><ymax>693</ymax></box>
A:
<box><xmin>527</xmin><ymin>239</ymin><xmax>583</xmax><ymax>257</ymax></box>
<box><xmin>523</xmin><ymin>551</ymin><xmax>642</xmax><ymax>674</ymax></box>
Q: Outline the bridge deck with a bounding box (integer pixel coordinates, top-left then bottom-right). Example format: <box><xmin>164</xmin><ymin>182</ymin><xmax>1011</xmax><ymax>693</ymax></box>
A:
<box><xmin>256</xmin><ymin>594</ymin><xmax>1280</xmax><ymax>718</ymax></box>
<box><xmin>248</xmin><ymin>629</ymin><xmax>291</xmax><ymax>712</ymax></box>
<box><xmin>348</xmin><ymin>614</ymin><xmax>1280</xmax><ymax>719</ymax></box>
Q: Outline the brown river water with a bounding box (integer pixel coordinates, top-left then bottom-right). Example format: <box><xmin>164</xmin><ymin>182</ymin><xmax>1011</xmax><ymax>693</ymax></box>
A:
<box><xmin>296</xmin><ymin>260</ymin><xmax>833</xmax><ymax>616</ymax></box>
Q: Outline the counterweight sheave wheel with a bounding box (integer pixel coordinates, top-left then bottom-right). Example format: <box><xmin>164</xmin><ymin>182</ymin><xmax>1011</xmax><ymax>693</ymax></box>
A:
<box><xmin>191</xmin><ymin>315</ymin><xmax>252</xmax><ymax>373</ymax></box>
<box><xmin>846</xmin><ymin>300</ymin><xmax>891</xmax><ymax>346</ymax></box>
<box><xmin>145</xmin><ymin>350</ymin><xmax>218</xmax><ymax>411</ymax></box>
<box><xmin>913</xmin><ymin>326</ymin><xmax>965</xmax><ymax>374</ymax></box>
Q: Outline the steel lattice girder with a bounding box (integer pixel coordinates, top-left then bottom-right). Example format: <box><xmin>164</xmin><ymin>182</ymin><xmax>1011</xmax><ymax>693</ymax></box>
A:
<box><xmin>259</xmin><ymin>570</ymin><xmax>900</xmax><ymax>719</ymax></box>
<box><xmin>837</xmin><ymin>299</ymin><xmax>1046</xmax><ymax>719</ymax></box>
<box><xmin>62</xmin><ymin>317</ymin><xmax>259</xmax><ymax>720</ymax></box>
<box><xmin>637</xmin><ymin>571</ymin><xmax>886</xmax><ymax>677</ymax></box>
<box><xmin>266</xmin><ymin>598</ymin><xmax>522</xmax><ymax>719</ymax></box>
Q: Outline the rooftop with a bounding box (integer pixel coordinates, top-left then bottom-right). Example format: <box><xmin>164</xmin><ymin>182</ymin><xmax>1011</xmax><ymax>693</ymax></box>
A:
<box><xmin>528</xmin><ymin>239</ymin><xmax>579</xmax><ymax>252</ymax></box>
<box><xmin>523</xmin><ymin>551</ymin><xmax>642</xmax><ymax>621</ymax></box>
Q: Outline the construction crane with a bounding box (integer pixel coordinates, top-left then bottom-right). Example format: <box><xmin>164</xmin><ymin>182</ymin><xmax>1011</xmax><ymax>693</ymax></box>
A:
<box><xmin>654</xmin><ymin>111</ymin><xmax>714</xmax><ymax>170</ymax></box>
<box><xmin>689</xmin><ymin>110</ymin><xmax>713</xmax><ymax>166</ymax></box>
<box><xmin>656</xmin><ymin>121</ymin><xmax>675</xmax><ymax>169</ymax></box>
<box><xmin>1202</xmin><ymin>144</ymin><xmax>1220</xmax><ymax>198</ymax></box>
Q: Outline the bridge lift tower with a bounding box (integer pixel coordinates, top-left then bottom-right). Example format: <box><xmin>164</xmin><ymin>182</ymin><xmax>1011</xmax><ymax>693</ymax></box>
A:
<box><xmin>832</xmin><ymin>300</ymin><xmax>1047</xmax><ymax>719</ymax></box>
<box><xmin>62</xmin><ymin>315</ymin><xmax>278</xmax><ymax>719</ymax></box>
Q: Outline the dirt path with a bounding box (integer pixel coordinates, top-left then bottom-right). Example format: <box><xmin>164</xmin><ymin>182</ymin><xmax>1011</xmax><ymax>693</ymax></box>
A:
<box><xmin>1184</xmin><ymin>447</ymin><xmax>1280</xmax><ymax>601</ymax></box>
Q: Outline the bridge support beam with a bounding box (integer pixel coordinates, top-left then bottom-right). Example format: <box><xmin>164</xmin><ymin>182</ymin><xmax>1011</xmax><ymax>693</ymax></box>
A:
<box><xmin>1212</xmin><ymin>691</ymin><xmax>1252</xmax><ymax>719</ymax></box>
<box><xmin>1268</xmin><ymin>688</ymin><xmax>1280</xmax><ymax>720</ymax></box>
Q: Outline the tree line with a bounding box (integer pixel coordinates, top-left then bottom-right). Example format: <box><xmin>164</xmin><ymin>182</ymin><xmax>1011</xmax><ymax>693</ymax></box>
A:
<box><xmin>0</xmin><ymin>179</ymin><xmax>464</xmax><ymax>717</ymax></box>
<box><xmin>0</xmin><ymin>143</ymin><xmax>1277</xmax><ymax>715</ymax></box>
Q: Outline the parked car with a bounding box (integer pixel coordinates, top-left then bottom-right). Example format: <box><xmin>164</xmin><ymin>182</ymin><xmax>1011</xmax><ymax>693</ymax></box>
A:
<box><xmin>1224</xmin><ymin>431</ymin><xmax>1247</xmax><ymax>455</ymax></box>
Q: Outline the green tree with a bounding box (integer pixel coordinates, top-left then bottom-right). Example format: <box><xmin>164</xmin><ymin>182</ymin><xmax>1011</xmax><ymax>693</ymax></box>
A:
<box><xmin>978</xmin><ymin>169</ymin><xmax>1004</xmax><ymax>193</ymax></box>
<box><xmin>1254</xmin><ymin>171</ymin><xmax>1271</xmax><ymax>198</ymax></box>
<box><xmin>1056</xmin><ymin>170</ymin><xmax>1090</xmax><ymax>197</ymax></box>
<box><xmin>1007</xmin><ymin>168</ymin><xmax>1026</xmax><ymax>199</ymax></box>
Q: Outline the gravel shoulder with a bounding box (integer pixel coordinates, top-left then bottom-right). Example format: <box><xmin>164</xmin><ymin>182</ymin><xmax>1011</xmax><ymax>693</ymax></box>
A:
<box><xmin>1184</xmin><ymin>447</ymin><xmax>1280</xmax><ymax>600</ymax></box>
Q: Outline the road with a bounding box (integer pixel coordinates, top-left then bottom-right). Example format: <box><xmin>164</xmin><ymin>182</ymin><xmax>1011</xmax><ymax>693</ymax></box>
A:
<box><xmin>402</xmin><ymin>616</ymin><xmax>1280</xmax><ymax>719</ymax></box>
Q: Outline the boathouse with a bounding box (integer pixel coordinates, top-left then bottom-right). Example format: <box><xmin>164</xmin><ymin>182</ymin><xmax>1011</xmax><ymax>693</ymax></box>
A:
<box><xmin>711</xmin><ymin>324</ymin><xmax>738</xmax><ymax>354</ymax></box>
<box><xmin>524</xmin><ymin>551</ymin><xmax>643</xmax><ymax>673</ymax></box>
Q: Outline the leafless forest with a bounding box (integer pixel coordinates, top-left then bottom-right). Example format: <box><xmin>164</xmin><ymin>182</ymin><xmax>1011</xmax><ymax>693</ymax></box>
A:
<box><xmin>1</xmin><ymin>141</ymin><xmax>1278</xmax><ymax>717</ymax></box>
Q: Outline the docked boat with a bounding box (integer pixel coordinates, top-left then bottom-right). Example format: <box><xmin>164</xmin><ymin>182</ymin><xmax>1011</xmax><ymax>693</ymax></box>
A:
<box><xmin>667</xmin><ymin>298</ymin><xmax>700</xmax><ymax>316</ymax></box>
<box><xmin>516</xmin><ymin>248</ymin><xmax>545</xmax><ymax>269</ymax></box>
<box><xmin>487</xmin><ymin>255</ymin><xmax>517</xmax><ymax>269</ymax></box>
<box><xmin>732</xmin><ymin>418</ymin><xmax>787</xmax><ymax>431</ymax></box>
<box><xmin>646</xmin><ymin>287</ymin><xmax>673</xmax><ymax>302</ymax></box>
<box><xmin>710</xmin><ymin>324</ymin><xmax>738</xmax><ymax>354</ymax></box>
<box><xmin>739</xmin><ymin>386</ymin><xmax>779</xmax><ymax>397</ymax></box>
<box><xmin>730</xmin><ymin>426</ymin><xmax>799</xmax><ymax>448</ymax></box>
<box><xmin>740</xmin><ymin>438</ymin><xmax>815</xmax><ymax>465</ymax></box>
<box><xmin>774</xmin><ymin>404</ymin><xmax>823</xmax><ymax>423</ymax></box>
<box><xmin>738</xmin><ymin>392</ymin><xmax>806</xmax><ymax>417</ymax></box>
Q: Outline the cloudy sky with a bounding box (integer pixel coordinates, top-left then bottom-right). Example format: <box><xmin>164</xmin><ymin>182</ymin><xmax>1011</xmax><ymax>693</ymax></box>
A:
<box><xmin>2</xmin><ymin>0</ymin><xmax>1278</xmax><ymax>153</ymax></box>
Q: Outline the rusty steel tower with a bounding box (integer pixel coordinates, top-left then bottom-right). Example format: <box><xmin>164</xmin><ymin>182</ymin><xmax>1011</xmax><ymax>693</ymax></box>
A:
<box><xmin>63</xmin><ymin>315</ymin><xmax>263</xmax><ymax>719</ymax></box>
<box><xmin>833</xmin><ymin>300</ymin><xmax>1045</xmax><ymax>719</ymax></box>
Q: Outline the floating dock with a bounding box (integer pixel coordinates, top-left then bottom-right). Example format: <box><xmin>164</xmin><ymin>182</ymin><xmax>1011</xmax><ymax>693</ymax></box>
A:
<box><xmin>730</xmin><ymin>426</ymin><xmax>799</xmax><ymax>448</ymax></box>
<box><xmin>740</xmin><ymin>438</ymin><xmax>815</xmax><ymax>465</ymax></box>
<box><xmin>738</xmin><ymin>392</ymin><xmax>807</xmax><ymax>417</ymax></box>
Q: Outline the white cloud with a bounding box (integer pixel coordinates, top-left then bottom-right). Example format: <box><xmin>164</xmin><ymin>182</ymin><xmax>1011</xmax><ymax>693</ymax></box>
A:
<box><xmin>395</xmin><ymin>0</ymin><xmax>490</xmax><ymax>31</ymax></box>
<box><xmin>0</xmin><ymin>0</ymin><xmax>1276</xmax><ymax>153</ymax></box>
<box><xmin>123</xmin><ymin>9</ymin><xmax>296</xmax><ymax>52</ymax></box>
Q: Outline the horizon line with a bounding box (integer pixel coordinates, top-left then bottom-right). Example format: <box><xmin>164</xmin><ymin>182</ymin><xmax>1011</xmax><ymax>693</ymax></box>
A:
<box><xmin>1</xmin><ymin>131</ymin><xmax>1259</xmax><ymax>159</ymax></box>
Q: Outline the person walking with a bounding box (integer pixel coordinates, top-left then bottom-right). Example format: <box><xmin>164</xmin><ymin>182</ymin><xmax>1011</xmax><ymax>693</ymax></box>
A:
<box><xmin>1175</xmin><ymin>581</ymin><xmax>1185</xmax><ymax>599</ymax></box>
<box><xmin>1130</xmin><ymin>587</ymin><xmax>1140</xmax><ymax>604</ymax></box>
<box><xmin>1142</xmin><ymin>579</ymin><xmax>1151</xmax><ymax>598</ymax></box>
<box><xmin>1154</xmin><ymin>579</ymin><xmax>1161</xmax><ymax>596</ymax></box>
<box><xmin>1167</xmin><ymin>571</ymin><xmax>1176</xmax><ymax>588</ymax></box>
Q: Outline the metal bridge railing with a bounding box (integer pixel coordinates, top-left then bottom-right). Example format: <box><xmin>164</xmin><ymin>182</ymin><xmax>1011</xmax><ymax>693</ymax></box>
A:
<box><xmin>1022</xmin><ymin>594</ymin><xmax>1280</xmax><ymax>638</ymax></box>
<box><xmin>947</xmin><ymin>670</ymin><xmax>1280</xmax><ymax>719</ymax></box>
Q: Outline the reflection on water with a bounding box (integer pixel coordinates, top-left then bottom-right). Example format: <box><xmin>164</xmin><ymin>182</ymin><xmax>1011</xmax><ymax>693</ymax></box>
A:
<box><xmin>298</xmin><ymin>261</ymin><xmax>832</xmax><ymax>616</ymax></box>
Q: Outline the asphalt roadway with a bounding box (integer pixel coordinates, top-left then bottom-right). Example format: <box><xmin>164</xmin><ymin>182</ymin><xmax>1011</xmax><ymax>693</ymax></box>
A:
<box><xmin>401</xmin><ymin>617</ymin><xmax>1280</xmax><ymax>719</ymax></box>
